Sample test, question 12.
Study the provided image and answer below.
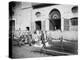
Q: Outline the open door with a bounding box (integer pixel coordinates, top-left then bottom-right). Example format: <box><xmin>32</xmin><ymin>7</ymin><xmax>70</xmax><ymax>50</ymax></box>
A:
<box><xmin>9</xmin><ymin>20</ymin><xmax>15</xmax><ymax>32</ymax></box>
<box><xmin>35</xmin><ymin>21</ymin><xmax>41</xmax><ymax>30</ymax></box>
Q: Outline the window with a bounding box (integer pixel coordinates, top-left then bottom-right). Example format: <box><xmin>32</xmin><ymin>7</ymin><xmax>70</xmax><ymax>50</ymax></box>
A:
<box><xmin>71</xmin><ymin>17</ymin><xmax>78</xmax><ymax>26</ymax></box>
<box><xmin>72</xmin><ymin>6</ymin><xmax>78</xmax><ymax>13</ymax></box>
<box><xmin>35</xmin><ymin>12</ymin><xmax>41</xmax><ymax>17</ymax></box>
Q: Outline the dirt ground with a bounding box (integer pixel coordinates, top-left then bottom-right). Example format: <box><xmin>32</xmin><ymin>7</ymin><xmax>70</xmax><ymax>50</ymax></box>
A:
<box><xmin>12</xmin><ymin>39</ymin><xmax>78</xmax><ymax>58</ymax></box>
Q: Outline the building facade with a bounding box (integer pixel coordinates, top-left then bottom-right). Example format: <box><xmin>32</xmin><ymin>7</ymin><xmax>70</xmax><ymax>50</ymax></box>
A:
<box><xmin>31</xmin><ymin>4</ymin><xmax>78</xmax><ymax>32</ymax></box>
<box><xmin>13</xmin><ymin>3</ymin><xmax>78</xmax><ymax>40</ymax></box>
<box><xmin>31</xmin><ymin>4</ymin><xmax>78</xmax><ymax>40</ymax></box>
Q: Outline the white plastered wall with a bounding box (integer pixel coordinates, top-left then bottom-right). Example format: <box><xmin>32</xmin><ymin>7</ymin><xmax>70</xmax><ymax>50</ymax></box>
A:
<box><xmin>32</xmin><ymin>4</ymin><xmax>75</xmax><ymax>31</ymax></box>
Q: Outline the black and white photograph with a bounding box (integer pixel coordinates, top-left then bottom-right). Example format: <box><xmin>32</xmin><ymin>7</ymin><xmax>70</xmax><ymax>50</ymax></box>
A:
<box><xmin>9</xmin><ymin>1</ymin><xmax>78</xmax><ymax>58</ymax></box>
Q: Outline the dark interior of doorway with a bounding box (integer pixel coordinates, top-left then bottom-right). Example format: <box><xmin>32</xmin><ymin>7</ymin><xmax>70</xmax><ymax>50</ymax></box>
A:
<box><xmin>35</xmin><ymin>21</ymin><xmax>41</xmax><ymax>30</ymax></box>
<box><xmin>50</xmin><ymin>19</ymin><xmax>61</xmax><ymax>30</ymax></box>
<box><xmin>9</xmin><ymin>20</ymin><xmax>15</xmax><ymax>32</ymax></box>
<box><xmin>26</xmin><ymin>27</ymin><xmax>30</xmax><ymax>31</ymax></box>
<box><xmin>49</xmin><ymin>9</ymin><xmax>61</xmax><ymax>31</ymax></box>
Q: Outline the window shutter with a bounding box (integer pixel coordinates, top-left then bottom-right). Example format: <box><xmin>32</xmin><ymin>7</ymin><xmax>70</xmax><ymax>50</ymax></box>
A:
<box><xmin>64</xmin><ymin>19</ymin><xmax>70</xmax><ymax>31</ymax></box>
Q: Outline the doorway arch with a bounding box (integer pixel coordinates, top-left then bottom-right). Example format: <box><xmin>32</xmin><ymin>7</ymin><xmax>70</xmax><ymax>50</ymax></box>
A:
<box><xmin>49</xmin><ymin>9</ymin><xmax>61</xmax><ymax>30</ymax></box>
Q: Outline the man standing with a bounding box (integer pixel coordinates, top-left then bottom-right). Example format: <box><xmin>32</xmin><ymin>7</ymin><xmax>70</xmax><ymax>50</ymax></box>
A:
<box><xmin>41</xmin><ymin>31</ymin><xmax>46</xmax><ymax>49</ymax></box>
<box><xmin>26</xmin><ymin>27</ymin><xmax>32</xmax><ymax>46</ymax></box>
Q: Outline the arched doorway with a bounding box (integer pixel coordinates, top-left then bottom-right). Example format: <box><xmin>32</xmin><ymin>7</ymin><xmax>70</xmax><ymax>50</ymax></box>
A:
<box><xmin>49</xmin><ymin>9</ymin><xmax>61</xmax><ymax>30</ymax></box>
